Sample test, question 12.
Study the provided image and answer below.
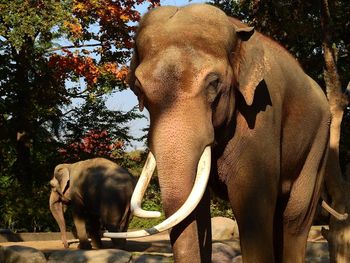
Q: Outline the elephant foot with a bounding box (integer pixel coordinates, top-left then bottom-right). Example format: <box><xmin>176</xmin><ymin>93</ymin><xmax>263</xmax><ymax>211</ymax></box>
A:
<box><xmin>62</xmin><ymin>241</ymin><xmax>69</xmax><ymax>249</ymax></box>
<box><xmin>91</xmin><ymin>238</ymin><xmax>103</xmax><ymax>249</ymax></box>
<box><xmin>78</xmin><ymin>241</ymin><xmax>92</xmax><ymax>250</ymax></box>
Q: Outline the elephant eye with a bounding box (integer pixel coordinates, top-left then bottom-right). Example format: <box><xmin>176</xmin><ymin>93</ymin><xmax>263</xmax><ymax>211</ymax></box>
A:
<box><xmin>207</xmin><ymin>78</ymin><xmax>220</xmax><ymax>103</ymax></box>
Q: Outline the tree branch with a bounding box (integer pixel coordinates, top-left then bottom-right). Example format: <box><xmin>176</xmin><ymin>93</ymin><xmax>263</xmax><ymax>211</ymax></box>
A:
<box><xmin>46</xmin><ymin>43</ymin><xmax>102</xmax><ymax>53</ymax></box>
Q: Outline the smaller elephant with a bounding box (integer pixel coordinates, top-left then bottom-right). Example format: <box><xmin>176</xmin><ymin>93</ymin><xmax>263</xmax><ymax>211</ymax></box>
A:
<box><xmin>49</xmin><ymin>158</ymin><xmax>135</xmax><ymax>249</ymax></box>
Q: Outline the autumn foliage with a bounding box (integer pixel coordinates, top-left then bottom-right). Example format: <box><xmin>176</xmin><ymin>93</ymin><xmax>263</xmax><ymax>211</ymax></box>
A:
<box><xmin>49</xmin><ymin>51</ymin><xmax>100</xmax><ymax>84</ymax></box>
<box><xmin>48</xmin><ymin>0</ymin><xmax>160</xmax><ymax>88</ymax></box>
<box><xmin>59</xmin><ymin>130</ymin><xmax>125</xmax><ymax>162</ymax></box>
<box><xmin>48</xmin><ymin>50</ymin><xmax>128</xmax><ymax>85</ymax></box>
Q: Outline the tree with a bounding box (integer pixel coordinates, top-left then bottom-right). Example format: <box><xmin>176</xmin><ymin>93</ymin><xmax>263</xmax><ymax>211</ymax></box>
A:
<box><xmin>319</xmin><ymin>1</ymin><xmax>350</xmax><ymax>261</ymax></box>
<box><xmin>210</xmin><ymin>1</ymin><xmax>349</xmax><ymax>89</ymax></box>
<box><xmin>0</xmin><ymin>0</ymin><xmax>159</xmax><ymax>231</ymax></box>
<box><xmin>0</xmin><ymin>0</ymin><xmax>72</xmax><ymax>188</ymax></box>
<box><xmin>59</xmin><ymin>96</ymin><xmax>144</xmax><ymax>162</ymax></box>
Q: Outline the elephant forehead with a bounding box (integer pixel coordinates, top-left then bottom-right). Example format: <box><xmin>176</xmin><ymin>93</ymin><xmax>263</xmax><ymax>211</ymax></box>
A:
<box><xmin>140</xmin><ymin>4</ymin><xmax>231</xmax><ymax>36</ymax></box>
<box><xmin>137</xmin><ymin>6</ymin><xmax>234</xmax><ymax>59</ymax></box>
<box><xmin>135</xmin><ymin>46</ymin><xmax>219</xmax><ymax>97</ymax></box>
<box><xmin>139</xmin><ymin>46</ymin><xmax>208</xmax><ymax>77</ymax></box>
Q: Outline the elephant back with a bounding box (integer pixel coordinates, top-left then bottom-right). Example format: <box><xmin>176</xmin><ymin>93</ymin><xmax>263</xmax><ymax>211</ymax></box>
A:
<box><xmin>78</xmin><ymin>158</ymin><xmax>134</xmax><ymax>225</ymax></box>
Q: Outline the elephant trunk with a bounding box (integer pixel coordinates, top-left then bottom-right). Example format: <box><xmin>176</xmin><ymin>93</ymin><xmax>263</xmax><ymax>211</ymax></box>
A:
<box><xmin>152</xmin><ymin>137</ymin><xmax>208</xmax><ymax>217</ymax></box>
<box><xmin>105</xmin><ymin>102</ymin><xmax>214</xmax><ymax>263</ymax></box>
<box><xmin>151</xmin><ymin>123</ymin><xmax>212</xmax><ymax>262</ymax></box>
<box><xmin>49</xmin><ymin>191</ymin><xmax>68</xmax><ymax>248</ymax></box>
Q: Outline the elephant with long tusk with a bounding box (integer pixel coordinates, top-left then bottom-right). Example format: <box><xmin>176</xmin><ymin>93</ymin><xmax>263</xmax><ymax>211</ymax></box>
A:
<box><xmin>105</xmin><ymin>4</ymin><xmax>345</xmax><ymax>262</ymax></box>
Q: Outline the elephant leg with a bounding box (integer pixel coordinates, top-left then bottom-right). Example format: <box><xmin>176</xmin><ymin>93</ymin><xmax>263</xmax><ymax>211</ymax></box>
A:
<box><xmin>73</xmin><ymin>214</ymin><xmax>91</xmax><ymax>249</ymax></box>
<box><xmin>282</xmin><ymin>126</ymin><xmax>328</xmax><ymax>263</ymax></box>
<box><xmin>272</xmin><ymin>201</ymin><xmax>310</xmax><ymax>263</ymax></box>
<box><xmin>281</xmin><ymin>175</ymin><xmax>324</xmax><ymax>262</ymax></box>
<box><xmin>111</xmin><ymin>237</ymin><xmax>126</xmax><ymax>248</ymax></box>
<box><xmin>228</xmin><ymin>180</ymin><xmax>277</xmax><ymax>263</ymax></box>
<box><xmin>282</xmin><ymin>230</ymin><xmax>309</xmax><ymax>263</ymax></box>
<box><xmin>89</xmin><ymin>216</ymin><xmax>102</xmax><ymax>249</ymax></box>
<box><xmin>280</xmin><ymin>193</ymin><xmax>312</xmax><ymax>263</ymax></box>
<box><xmin>110</xmin><ymin>234</ymin><xmax>126</xmax><ymax>248</ymax></box>
<box><xmin>106</xmin><ymin>223</ymin><xmax>127</xmax><ymax>248</ymax></box>
<box><xmin>104</xmin><ymin>210</ymin><xmax>127</xmax><ymax>248</ymax></box>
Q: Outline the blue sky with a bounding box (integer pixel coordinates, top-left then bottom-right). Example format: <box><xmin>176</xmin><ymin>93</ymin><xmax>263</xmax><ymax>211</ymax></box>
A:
<box><xmin>106</xmin><ymin>0</ymin><xmax>207</xmax><ymax>150</ymax></box>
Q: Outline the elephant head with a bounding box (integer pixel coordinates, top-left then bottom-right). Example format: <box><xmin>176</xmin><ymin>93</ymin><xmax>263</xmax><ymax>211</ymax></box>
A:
<box><xmin>49</xmin><ymin>164</ymin><xmax>71</xmax><ymax>248</ymax></box>
<box><xmin>105</xmin><ymin>4</ymin><xmax>261</xmax><ymax>259</ymax></box>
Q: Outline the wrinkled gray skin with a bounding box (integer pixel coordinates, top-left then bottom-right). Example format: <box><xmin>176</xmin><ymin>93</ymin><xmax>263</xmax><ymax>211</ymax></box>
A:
<box><xmin>49</xmin><ymin>158</ymin><xmax>135</xmax><ymax>249</ymax></box>
<box><xmin>129</xmin><ymin>4</ymin><xmax>331</xmax><ymax>263</ymax></box>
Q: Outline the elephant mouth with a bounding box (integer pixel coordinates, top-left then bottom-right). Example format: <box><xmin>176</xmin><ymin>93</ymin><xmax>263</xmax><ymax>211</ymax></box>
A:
<box><xmin>103</xmin><ymin>146</ymin><xmax>211</xmax><ymax>238</ymax></box>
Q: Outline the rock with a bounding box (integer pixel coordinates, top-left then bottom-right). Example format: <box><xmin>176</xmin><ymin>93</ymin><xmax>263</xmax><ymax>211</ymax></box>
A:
<box><xmin>211</xmin><ymin>217</ymin><xmax>239</xmax><ymax>240</ymax></box>
<box><xmin>0</xmin><ymin>245</ymin><xmax>47</xmax><ymax>263</ymax></box>
<box><xmin>308</xmin><ymin>229</ymin><xmax>321</xmax><ymax>241</ymax></box>
<box><xmin>132</xmin><ymin>254</ymin><xmax>173</xmax><ymax>262</ymax></box>
<box><xmin>212</xmin><ymin>242</ymin><xmax>240</xmax><ymax>263</ymax></box>
<box><xmin>308</xmin><ymin>226</ymin><xmax>326</xmax><ymax>242</ymax></box>
<box><xmin>306</xmin><ymin>242</ymin><xmax>329</xmax><ymax>263</ymax></box>
<box><xmin>48</xmin><ymin>249</ymin><xmax>131</xmax><ymax>263</ymax></box>
<box><xmin>305</xmin><ymin>255</ymin><xmax>329</xmax><ymax>263</ymax></box>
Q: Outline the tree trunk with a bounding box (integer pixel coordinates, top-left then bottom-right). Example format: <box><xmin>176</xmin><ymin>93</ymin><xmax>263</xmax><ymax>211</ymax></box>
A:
<box><xmin>15</xmin><ymin>130</ymin><xmax>32</xmax><ymax>186</ymax></box>
<box><xmin>320</xmin><ymin>0</ymin><xmax>350</xmax><ymax>262</ymax></box>
<box><xmin>12</xmin><ymin>41</ymin><xmax>33</xmax><ymax>189</ymax></box>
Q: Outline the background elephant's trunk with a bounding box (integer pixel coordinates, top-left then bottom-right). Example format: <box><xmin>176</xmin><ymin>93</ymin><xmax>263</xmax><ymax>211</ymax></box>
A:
<box><xmin>49</xmin><ymin>191</ymin><xmax>68</xmax><ymax>248</ymax></box>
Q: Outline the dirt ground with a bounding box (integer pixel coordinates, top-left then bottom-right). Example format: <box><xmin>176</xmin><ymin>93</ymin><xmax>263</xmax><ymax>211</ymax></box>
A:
<box><xmin>0</xmin><ymin>227</ymin><xmax>330</xmax><ymax>262</ymax></box>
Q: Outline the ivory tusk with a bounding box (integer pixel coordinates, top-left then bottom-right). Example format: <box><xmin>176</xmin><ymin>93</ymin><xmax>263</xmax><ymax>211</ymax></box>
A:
<box><xmin>104</xmin><ymin>146</ymin><xmax>211</xmax><ymax>239</ymax></box>
<box><xmin>321</xmin><ymin>200</ymin><xmax>348</xmax><ymax>221</ymax></box>
<box><xmin>130</xmin><ymin>151</ymin><xmax>161</xmax><ymax>218</ymax></box>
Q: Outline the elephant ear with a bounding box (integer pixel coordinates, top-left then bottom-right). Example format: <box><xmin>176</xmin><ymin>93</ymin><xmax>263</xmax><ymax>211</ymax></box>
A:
<box><xmin>233</xmin><ymin>25</ymin><xmax>269</xmax><ymax>106</ymax></box>
<box><xmin>127</xmin><ymin>50</ymin><xmax>145</xmax><ymax>112</ymax></box>
<box><xmin>126</xmin><ymin>50</ymin><xmax>138</xmax><ymax>90</ymax></box>
<box><xmin>54</xmin><ymin>166</ymin><xmax>70</xmax><ymax>196</ymax></box>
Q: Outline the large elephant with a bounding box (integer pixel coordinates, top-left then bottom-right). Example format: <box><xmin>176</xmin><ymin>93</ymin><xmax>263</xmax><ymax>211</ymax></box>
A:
<box><xmin>105</xmin><ymin>4</ymin><xmax>331</xmax><ymax>263</ymax></box>
<box><xmin>49</xmin><ymin>158</ymin><xmax>135</xmax><ymax>249</ymax></box>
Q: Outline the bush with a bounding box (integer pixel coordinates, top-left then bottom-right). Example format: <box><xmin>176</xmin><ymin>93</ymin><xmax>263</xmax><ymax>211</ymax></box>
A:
<box><xmin>0</xmin><ymin>176</ymin><xmax>60</xmax><ymax>232</ymax></box>
<box><xmin>210</xmin><ymin>196</ymin><xmax>233</xmax><ymax>218</ymax></box>
<box><xmin>129</xmin><ymin>176</ymin><xmax>165</xmax><ymax>229</ymax></box>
